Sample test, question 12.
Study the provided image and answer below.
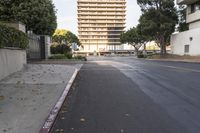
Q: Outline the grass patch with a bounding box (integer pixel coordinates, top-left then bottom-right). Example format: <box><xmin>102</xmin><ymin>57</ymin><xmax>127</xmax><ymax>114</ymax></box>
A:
<box><xmin>49</xmin><ymin>54</ymin><xmax>69</xmax><ymax>59</ymax></box>
<box><xmin>49</xmin><ymin>54</ymin><xmax>87</xmax><ymax>61</ymax></box>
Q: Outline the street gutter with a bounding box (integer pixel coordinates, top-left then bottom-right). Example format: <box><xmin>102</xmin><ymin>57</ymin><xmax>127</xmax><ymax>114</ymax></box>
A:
<box><xmin>39</xmin><ymin>67</ymin><xmax>81</xmax><ymax>133</ymax></box>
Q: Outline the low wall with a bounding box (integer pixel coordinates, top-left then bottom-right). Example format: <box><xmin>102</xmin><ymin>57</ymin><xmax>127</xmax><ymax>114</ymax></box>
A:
<box><xmin>0</xmin><ymin>48</ymin><xmax>26</xmax><ymax>80</ymax></box>
<box><xmin>171</xmin><ymin>28</ymin><xmax>200</xmax><ymax>56</ymax></box>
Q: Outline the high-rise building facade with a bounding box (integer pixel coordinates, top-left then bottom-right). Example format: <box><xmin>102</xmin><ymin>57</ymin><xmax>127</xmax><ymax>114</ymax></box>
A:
<box><xmin>77</xmin><ymin>0</ymin><xmax>126</xmax><ymax>53</ymax></box>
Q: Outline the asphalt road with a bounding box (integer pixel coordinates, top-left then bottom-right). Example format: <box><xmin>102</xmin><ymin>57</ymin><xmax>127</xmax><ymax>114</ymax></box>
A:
<box><xmin>51</xmin><ymin>57</ymin><xmax>200</xmax><ymax>133</ymax></box>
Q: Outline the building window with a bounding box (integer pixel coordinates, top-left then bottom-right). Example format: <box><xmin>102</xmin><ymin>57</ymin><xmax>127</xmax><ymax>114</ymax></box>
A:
<box><xmin>184</xmin><ymin>45</ymin><xmax>190</xmax><ymax>53</ymax></box>
<box><xmin>191</xmin><ymin>1</ymin><xmax>200</xmax><ymax>13</ymax></box>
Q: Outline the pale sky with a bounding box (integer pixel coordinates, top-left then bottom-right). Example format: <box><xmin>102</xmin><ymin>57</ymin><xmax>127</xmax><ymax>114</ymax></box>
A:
<box><xmin>52</xmin><ymin>0</ymin><xmax>141</xmax><ymax>35</ymax></box>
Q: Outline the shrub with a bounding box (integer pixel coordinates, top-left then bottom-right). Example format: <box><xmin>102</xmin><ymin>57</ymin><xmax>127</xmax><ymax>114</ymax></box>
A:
<box><xmin>137</xmin><ymin>54</ymin><xmax>145</xmax><ymax>58</ymax></box>
<box><xmin>65</xmin><ymin>53</ymin><xmax>72</xmax><ymax>59</ymax></box>
<box><xmin>48</xmin><ymin>54</ymin><xmax>67</xmax><ymax>59</ymax></box>
<box><xmin>0</xmin><ymin>24</ymin><xmax>28</xmax><ymax>49</ymax></box>
<box><xmin>50</xmin><ymin>43</ymin><xmax>71</xmax><ymax>54</ymax></box>
<box><xmin>73</xmin><ymin>55</ymin><xmax>87</xmax><ymax>61</ymax></box>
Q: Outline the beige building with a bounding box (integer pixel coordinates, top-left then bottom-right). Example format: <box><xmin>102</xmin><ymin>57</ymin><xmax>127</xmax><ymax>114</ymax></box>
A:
<box><xmin>77</xmin><ymin>0</ymin><xmax>126</xmax><ymax>53</ymax></box>
<box><xmin>171</xmin><ymin>0</ymin><xmax>200</xmax><ymax>56</ymax></box>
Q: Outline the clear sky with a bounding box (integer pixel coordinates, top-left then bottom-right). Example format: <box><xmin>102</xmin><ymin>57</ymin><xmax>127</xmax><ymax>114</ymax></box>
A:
<box><xmin>52</xmin><ymin>0</ymin><xmax>141</xmax><ymax>35</ymax></box>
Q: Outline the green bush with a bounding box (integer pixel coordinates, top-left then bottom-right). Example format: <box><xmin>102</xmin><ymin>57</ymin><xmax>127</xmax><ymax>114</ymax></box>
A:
<box><xmin>73</xmin><ymin>55</ymin><xmax>87</xmax><ymax>61</ymax></box>
<box><xmin>0</xmin><ymin>24</ymin><xmax>28</xmax><ymax>49</ymax></box>
<box><xmin>65</xmin><ymin>53</ymin><xmax>72</xmax><ymax>59</ymax></box>
<box><xmin>137</xmin><ymin>54</ymin><xmax>145</xmax><ymax>58</ymax></box>
<box><xmin>48</xmin><ymin>54</ymin><xmax>67</xmax><ymax>59</ymax></box>
<box><xmin>50</xmin><ymin>44</ymin><xmax>71</xmax><ymax>54</ymax></box>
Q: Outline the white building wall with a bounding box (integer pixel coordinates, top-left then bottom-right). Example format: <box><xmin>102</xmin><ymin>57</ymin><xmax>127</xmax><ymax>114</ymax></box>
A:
<box><xmin>189</xmin><ymin>21</ymin><xmax>200</xmax><ymax>29</ymax></box>
<box><xmin>171</xmin><ymin>28</ymin><xmax>200</xmax><ymax>56</ymax></box>
<box><xmin>187</xmin><ymin>10</ymin><xmax>200</xmax><ymax>28</ymax></box>
<box><xmin>0</xmin><ymin>49</ymin><xmax>26</xmax><ymax>80</ymax></box>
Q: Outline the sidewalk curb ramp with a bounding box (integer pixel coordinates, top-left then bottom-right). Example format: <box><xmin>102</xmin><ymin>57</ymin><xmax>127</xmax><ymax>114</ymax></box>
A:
<box><xmin>39</xmin><ymin>68</ymin><xmax>81</xmax><ymax>133</ymax></box>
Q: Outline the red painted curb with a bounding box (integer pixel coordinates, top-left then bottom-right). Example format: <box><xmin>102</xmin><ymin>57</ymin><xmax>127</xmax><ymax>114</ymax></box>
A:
<box><xmin>39</xmin><ymin>69</ymin><xmax>80</xmax><ymax>133</ymax></box>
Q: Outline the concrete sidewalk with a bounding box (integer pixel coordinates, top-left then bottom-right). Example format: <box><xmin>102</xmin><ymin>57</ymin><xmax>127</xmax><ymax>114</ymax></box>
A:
<box><xmin>147</xmin><ymin>58</ymin><xmax>200</xmax><ymax>63</ymax></box>
<box><xmin>0</xmin><ymin>64</ymin><xmax>81</xmax><ymax>133</ymax></box>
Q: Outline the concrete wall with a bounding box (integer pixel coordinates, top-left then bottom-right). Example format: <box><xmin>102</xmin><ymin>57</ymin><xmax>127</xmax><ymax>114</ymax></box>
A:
<box><xmin>177</xmin><ymin>0</ymin><xmax>198</xmax><ymax>4</ymax></box>
<box><xmin>1</xmin><ymin>22</ymin><xmax>26</xmax><ymax>33</ymax></box>
<box><xmin>189</xmin><ymin>21</ymin><xmax>200</xmax><ymax>29</ymax></box>
<box><xmin>171</xmin><ymin>28</ymin><xmax>200</xmax><ymax>56</ymax></box>
<box><xmin>187</xmin><ymin>10</ymin><xmax>200</xmax><ymax>27</ymax></box>
<box><xmin>0</xmin><ymin>48</ymin><xmax>26</xmax><ymax>80</ymax></box>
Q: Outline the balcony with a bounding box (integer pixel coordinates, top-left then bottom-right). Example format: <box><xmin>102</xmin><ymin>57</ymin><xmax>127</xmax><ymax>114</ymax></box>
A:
<box><xmin>79</xmin><ymin>38</ymin><xmax>120</xmax><ymax>40</ymax></box>
<box><xmin>78</xmin><ymin>29</ymin><xmax>124</xmax><ymax>32</ymax></box>
<box><xmin>78</xmin><ymin>0</ymin><xmax>126</xmax><ymax>4</ymax></box>
<box><xmin>79</xmin><ymin>33</ymin><xmax>121</xmax><ymax>36</ymax></box>
<box><xmin>78</xmin><ymin>12</ymin><xmax>126</xmax><ymax>16</ymax></box>
<box><xmin>78</xmin><ymin>3</ymin><xmax>125</xmax><ymax>7</ymax></box>
<box><xmin>177</xmin><ymin>0</ymin><xmax>199</xmax><ymax>4</ymax></box>
<box><xmin>78</xmin><ymin>16</ymin><xmax>126</xmax><ymax>20</ymax></box>
<box><xmin>78</xmin><ymin>25</ymin><xmax>125</xmax><ymax>28</ymax></box>
<box><xmin>78</xmin><ymin>20</ymin><xmax>125</xmax><ymax>24</ymax></box>
<box><xmin>80</xmin><ymin>42</ymin><xmax>121</xmax><ymax>44</ymax></box>
<box><xmin>78</xmin><ymin>8</ymin><xmax>126</xmax><ymax>12</ymax></box>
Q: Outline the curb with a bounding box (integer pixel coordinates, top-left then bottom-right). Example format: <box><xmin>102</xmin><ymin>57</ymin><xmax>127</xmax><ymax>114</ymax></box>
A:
<box><xmin>146</xmin><ymin>59</ymin><xmax>200</xmax><ymax>64</ymax></box>
<box><xmin>39</xmin><ymin>68</ymin><xmax>80</xmax><ymax>133</ymax></box>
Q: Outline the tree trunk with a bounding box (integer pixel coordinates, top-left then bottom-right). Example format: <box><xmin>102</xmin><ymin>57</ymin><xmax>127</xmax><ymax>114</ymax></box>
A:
<box><xmin>164</xmin><ymin>43</ymin><xmax>167</xmax><ymax>54</ymax></box>
<box><xmin>144</xmin><ymin>43</ymin><xmax>146</xmax><ymax>51</ymax></box>
<box><xmin>134</xmin><ymin>47</ymin><xmax>139</xmax><ymax>56</ymax></box>
<box><xmin>160</xmin><ymin>35</ymin><xmax>165</xmax><ymax>56</ymax></box>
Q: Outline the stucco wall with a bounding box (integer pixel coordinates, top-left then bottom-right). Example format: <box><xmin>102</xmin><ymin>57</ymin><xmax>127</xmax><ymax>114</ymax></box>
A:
<box><xmin>0</xmin><ymin>48</ymin><xmax>26</xmax><ymax>80</ymax></box>
<box><xmin>189</xmin><ymin>21</ymin><xmax>200</xmax><ymax>29</ymax></box>
<box><xmin>1</xmin><ymin>22</ymin><xmax>26</xmax><ymax>33</ymax></box>
<box><xmin>171</xmin><ymin>28</ymin><xmax>200</xmax><ymax>56</ymax></box>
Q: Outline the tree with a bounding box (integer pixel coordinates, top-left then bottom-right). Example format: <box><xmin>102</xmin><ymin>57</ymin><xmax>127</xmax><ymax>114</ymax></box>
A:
<box><xmin>0</xmin><ymin>0</ymin><xmax>57</xmax><ymax>35</ymax></box>
<box><xmin>120</xmin><ymin>27</ymin><xmax>146</xmax><ymax>56</ymax></box>
<box><xmin>177</xmin><ymin>5</ymin><xmax>189</xmax><ymax>32</ymax></box>
<box><xmin>137</xmin><ymin>0</ymin><xmax>178</xmax><ymax>55</ymax></box>
<box><xmin>52</xmin><ymin>29</ymin><xmax>81</xmax><ymax>46</ymax></box>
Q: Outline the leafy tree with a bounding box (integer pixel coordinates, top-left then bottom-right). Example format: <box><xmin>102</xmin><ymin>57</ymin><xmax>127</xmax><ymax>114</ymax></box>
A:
<box><xmin>0</xmin><ymin>0</ymin><xmax>57</xmax><ymax>35</ymax></box>
<box><xmin>120</xmin><ymin>27</ymin><xmax>146</xmax><ymax>56</ymax></box>
<box><xmin>52</xmin><ymin>29</ymin><xmax>81</xmax><ymax>46</ymax></box>
<box><xmin>137</xmin><ymin>0</ymin><xmax>178</xmax><ymax>55</ymax></box>
<box><xmin>177</xmin><ymin>5</ymin><xmax>189</xmax><ymax>32</ymax></box>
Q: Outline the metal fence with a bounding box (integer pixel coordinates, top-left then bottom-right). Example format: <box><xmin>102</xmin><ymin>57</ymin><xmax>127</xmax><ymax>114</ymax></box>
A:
<box><xmin>27</xmin><ymin>33</ymin><xmax>51</xmax><ymax>60</ymax></box>
<box><xmin>27</xmin><ymin>33</ymin><xmax>41</xmax><ymax>59</ymax></box>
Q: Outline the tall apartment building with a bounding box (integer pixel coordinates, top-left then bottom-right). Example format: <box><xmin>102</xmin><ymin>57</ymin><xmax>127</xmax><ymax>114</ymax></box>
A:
<box><xmin>171</xmin><ymin>0</ymin><xmax>200</xmax><ymax>56</ymax></box>
<box><xmin>77</xmin><ymin>0</ymin><xmax>126</xmax><ymax>53</ymax></box>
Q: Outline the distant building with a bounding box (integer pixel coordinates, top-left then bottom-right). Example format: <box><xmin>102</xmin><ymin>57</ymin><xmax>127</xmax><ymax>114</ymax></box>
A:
<box><xmin>171</xmin><ymin>0</ymin><xmax>200</xmax><ymax>56</ymax></box>
<box><xmin>77</xmin><ymin>0</ymin><xmax>126</xmax><ymax>53</ymax></box>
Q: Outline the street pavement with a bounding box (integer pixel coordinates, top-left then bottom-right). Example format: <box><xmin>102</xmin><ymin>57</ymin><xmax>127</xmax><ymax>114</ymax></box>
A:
<box><xmin>51</xmin><ymin>56</ymin><xmax>200</xmax><ymax>133</ymax></box>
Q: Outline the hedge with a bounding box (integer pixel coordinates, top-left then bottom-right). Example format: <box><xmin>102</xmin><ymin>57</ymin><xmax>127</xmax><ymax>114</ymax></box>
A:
<box><xmin>0</xmin><ymin>24</ymin><xmax>28</xmax><ymax>49</ymax></box>
<box><xmin>50</xmin><ymin>44</ymin><xmax>71</xmax><ymax>54</ymax></box>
